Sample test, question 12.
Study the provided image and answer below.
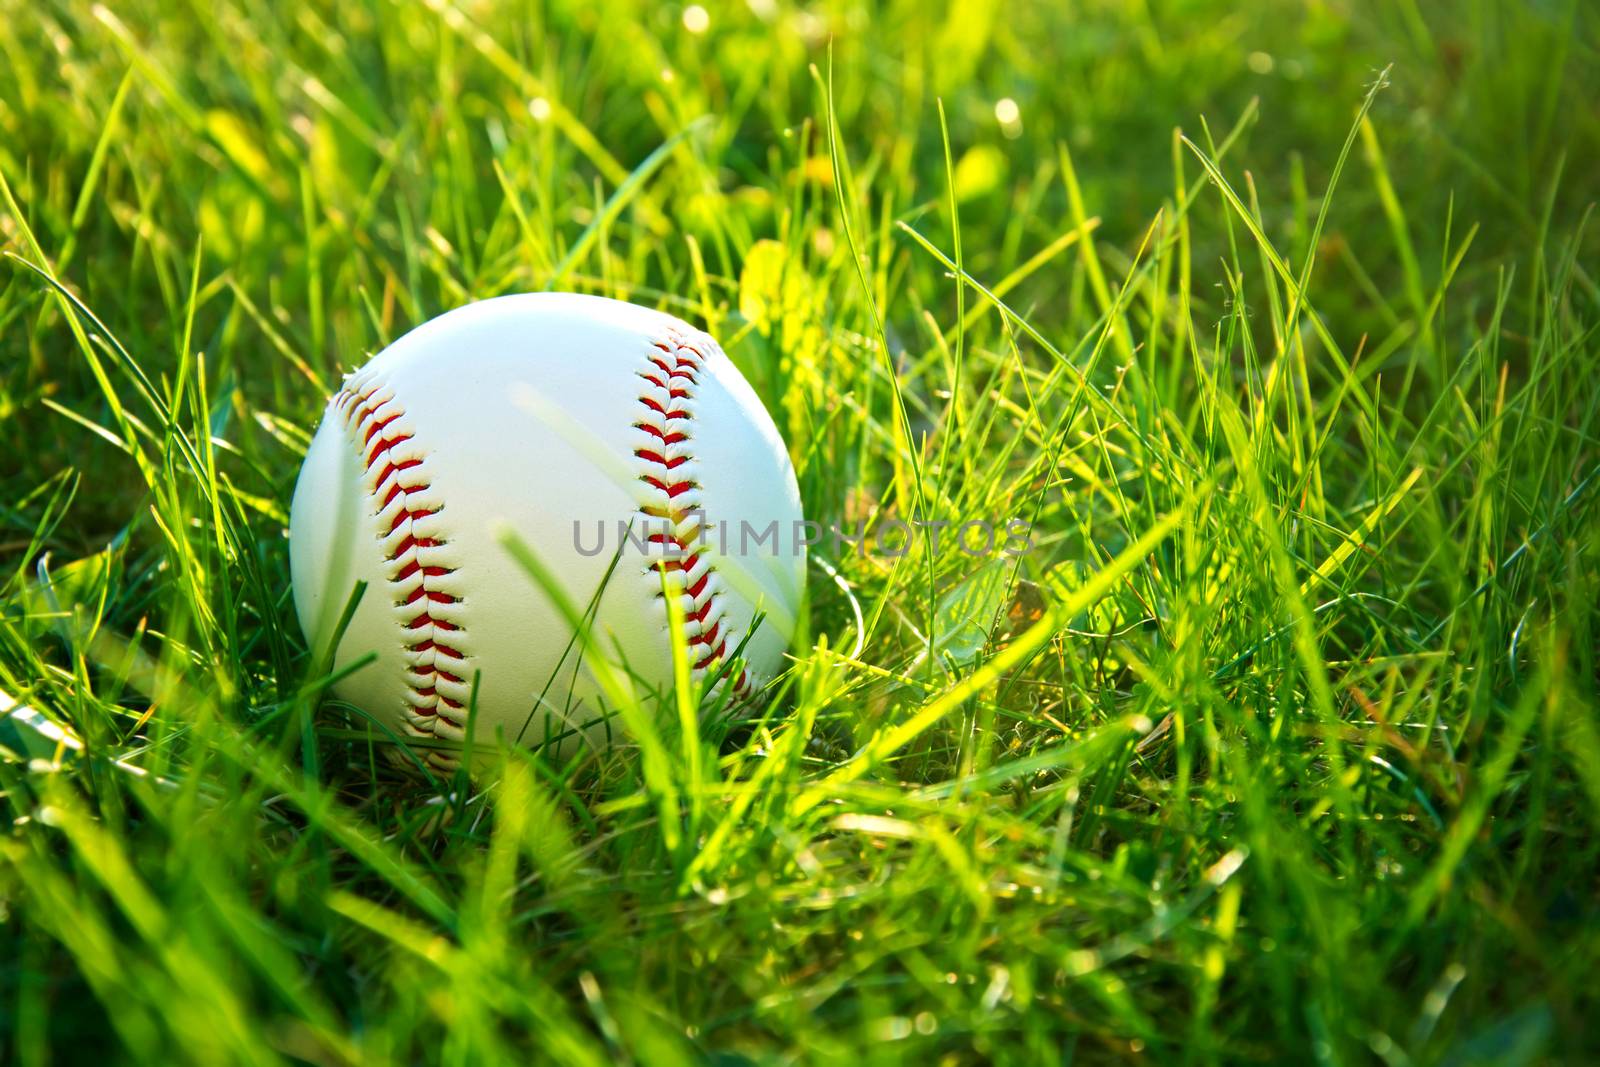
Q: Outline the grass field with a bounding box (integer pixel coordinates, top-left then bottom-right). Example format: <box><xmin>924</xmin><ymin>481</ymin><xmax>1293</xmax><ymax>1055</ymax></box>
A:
<box><xmin>3</xmin><ymin>0</ymin><xmax>1599</xmax><ymax>1063</ymax></box>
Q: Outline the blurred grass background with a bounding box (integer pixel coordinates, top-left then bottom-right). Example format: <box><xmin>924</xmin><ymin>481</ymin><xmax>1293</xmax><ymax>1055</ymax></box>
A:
<box><xmin>1</xmin><ymin>0</ymin><xmax>1598</xmax><ymax>1063</ymax></box>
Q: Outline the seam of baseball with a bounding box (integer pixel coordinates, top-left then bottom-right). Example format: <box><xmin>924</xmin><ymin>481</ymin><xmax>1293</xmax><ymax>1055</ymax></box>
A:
<box><xmin>335</xmin><ymin>379</ymin><xmax>467</xmax><ymax>771</ymax></box>
<box><xmin>633</xmin><ymin>327</ymin><xmax>754</xmax><ymax>700</ymax></box>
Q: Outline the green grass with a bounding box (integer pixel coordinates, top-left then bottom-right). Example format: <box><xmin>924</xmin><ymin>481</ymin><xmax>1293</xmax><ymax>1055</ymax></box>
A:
<box><xmin>2</xmin><ymin>0</ymin><xmax>1599</xmax><ymax>1062</ymax></box>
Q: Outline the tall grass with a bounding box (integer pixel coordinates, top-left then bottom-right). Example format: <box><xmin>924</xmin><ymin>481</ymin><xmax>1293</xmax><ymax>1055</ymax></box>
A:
<box><xmin>2</xmin><ymin>1</ymin><xmax>1597</xmax><ymax>1062</ymax></box>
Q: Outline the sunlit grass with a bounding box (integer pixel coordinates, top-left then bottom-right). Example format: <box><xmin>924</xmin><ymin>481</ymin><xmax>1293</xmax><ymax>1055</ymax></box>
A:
<box><xmin>2</xmin><ymin>1</ymin><xmax>1598</xmax><ymax>1063</ymax></box>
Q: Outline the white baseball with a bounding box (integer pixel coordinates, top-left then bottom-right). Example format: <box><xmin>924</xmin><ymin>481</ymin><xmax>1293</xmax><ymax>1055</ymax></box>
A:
<box><xmin>289</xmin><ymin>294</ymin><xmax>806</xmax><ymax>770</ymax></box>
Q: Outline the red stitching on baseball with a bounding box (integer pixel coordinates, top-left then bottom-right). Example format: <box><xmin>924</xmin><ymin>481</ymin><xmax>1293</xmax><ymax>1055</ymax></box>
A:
<box><xmin>634</xmin><ymin>449</ymin><xmax>688</xmax><ymax>469</ymax></box>
<box><xmin>640</xmin><ymin>475</ymin><xmax>699</xmax><ymax>498</ymax></box>
<box><xmin>633</xmin><ymin>330</ymin><xmax>753</xmax><ymax>699</ymax></box>
<box><xmin>374</xmin><ymin>458</ymin><xmax>423</xmax><ymax>487</ymax></box>
<box><xmin>337</xmin><ymin>383</ymin><xmax>470</xmax><ymax>748</ymax></box>
<box><xmin>363</xmin><ymin>412</ymin><xmax>403</xmax><ymax>445</ymax></box>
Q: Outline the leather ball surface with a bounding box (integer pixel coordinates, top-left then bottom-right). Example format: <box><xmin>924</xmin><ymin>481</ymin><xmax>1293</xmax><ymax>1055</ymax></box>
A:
<box><xmin>289</xmin><ymin>293</ymin><xmax>805</xmax><ymax>770</ymax></box>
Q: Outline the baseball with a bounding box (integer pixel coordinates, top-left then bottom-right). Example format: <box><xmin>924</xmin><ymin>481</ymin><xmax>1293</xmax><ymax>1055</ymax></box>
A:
<box><xmin>289</xmin><ymin>293</ymin><xmax>806</xmax><ymax>770</ymax></box>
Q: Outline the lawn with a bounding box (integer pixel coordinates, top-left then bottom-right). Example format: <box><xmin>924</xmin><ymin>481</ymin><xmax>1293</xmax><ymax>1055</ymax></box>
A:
<box><xmin>2</xmin><ymin>0</ymin><xmax>1599</xmax><ymax>1063</ymax></box>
